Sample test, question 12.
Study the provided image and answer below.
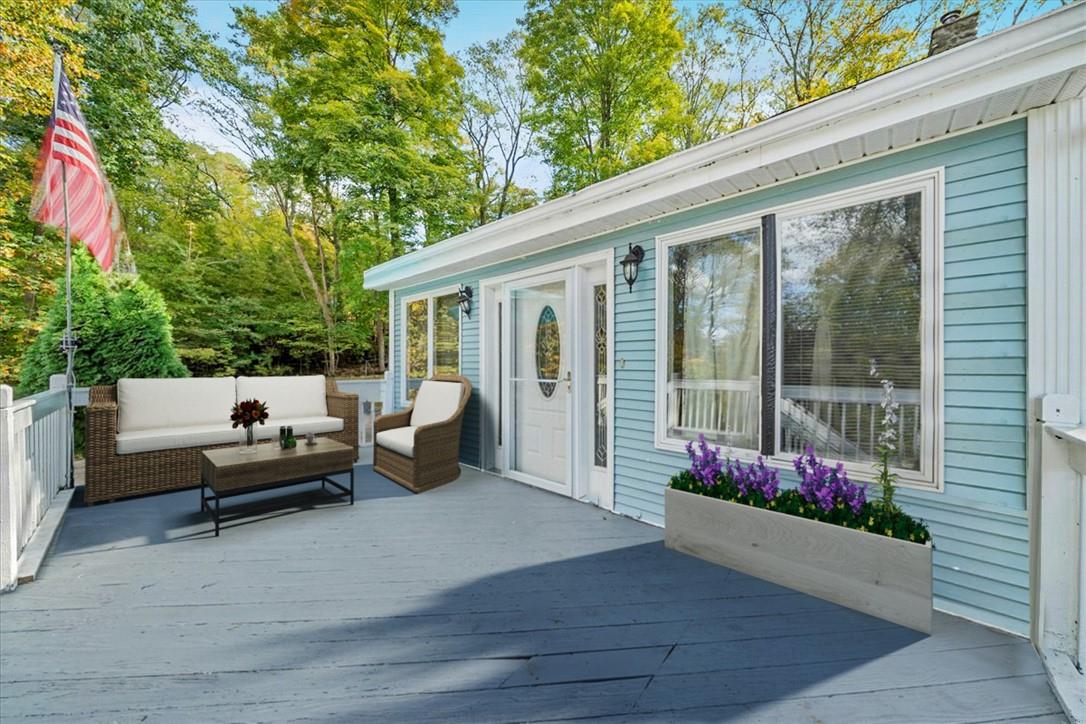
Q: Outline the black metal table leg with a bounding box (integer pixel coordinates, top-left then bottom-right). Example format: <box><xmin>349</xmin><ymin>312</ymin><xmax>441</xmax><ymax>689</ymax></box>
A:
<box><xmin>214</xmin><ymin>494</ymin><xmax>220</xmax><ymax>537</ymax></box>
<box><xmin>350</xmin><ymin>467</ymin><xmax>354</xmax><ymax>505</ymax></box>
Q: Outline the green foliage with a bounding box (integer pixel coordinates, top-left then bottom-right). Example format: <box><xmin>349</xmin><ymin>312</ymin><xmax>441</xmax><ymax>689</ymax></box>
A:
<box><xmin>519</xmin><ymin>0</ymin><xmax>685</xmax><ymax>196</ymax></box>
<box><xmin>18</xmin><ymin>247</ymin><xmax>187</xmax><ymax>394</ymax></box>
<box><xmin>733</xmin><ymin>0</ymin><xmax>939</xmax><ymax>111</ymax></box>
<box><xmin>669</xmin><ymin>468</ymin><xmax>931</xmax><ymax>544</ymax></box>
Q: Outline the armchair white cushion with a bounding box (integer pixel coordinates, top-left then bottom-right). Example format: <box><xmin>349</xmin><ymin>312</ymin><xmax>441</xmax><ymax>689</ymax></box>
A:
<box><xmin>375</xmin><ymin>426</ymin><xmax>417</xmax><ymax>458</ymax></box>
<box><xmin>410</xmin><ymin>380</ymin><xmax>463</xmax><ymax>427</ymax></box>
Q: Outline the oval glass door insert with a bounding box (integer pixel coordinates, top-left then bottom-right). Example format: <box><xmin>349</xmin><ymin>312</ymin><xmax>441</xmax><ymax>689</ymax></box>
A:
<box><xmin>535</xmin><ymin>305</ymin><xmax>560</xmax><ymax>398</ymax></box>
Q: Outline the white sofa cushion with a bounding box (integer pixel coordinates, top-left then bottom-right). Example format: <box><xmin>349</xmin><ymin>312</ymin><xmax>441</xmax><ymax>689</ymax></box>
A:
<box><xmin>117</xmin><ymin>377</ymin><xmax>236</xmax><ymax>432</ymax></box>
<box><xmin>410</xmin><ymin>381</ymin><xmax>462</xmax><ymax>428</ymax></box>
<box><xmin>251</xmin><ymin>416</ymin><xmax>343</xmax><ymax>440</ymax></box>
<box><xmin>236</xmin><ymin>375</ymin><xmax>327</xmax><ymax>421</ymax></box>
<box><xmin>116</xmin><ymin>423</ymin><xmax>238</xmax><ymax>455</ymax></box>
<box><xmin>376</xmin><ymin>426</ymin><xmax>416</xmax><ymax>458</ymax></box>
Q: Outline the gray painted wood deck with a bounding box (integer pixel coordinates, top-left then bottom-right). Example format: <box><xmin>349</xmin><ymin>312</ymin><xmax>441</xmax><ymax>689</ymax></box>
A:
<box><xmin>0</xmin><ymin>466</ymin><xmax>1063</xmax><ymax>723</ymax></box>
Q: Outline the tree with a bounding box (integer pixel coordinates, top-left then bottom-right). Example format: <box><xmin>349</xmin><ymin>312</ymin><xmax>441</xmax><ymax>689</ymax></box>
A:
<box><xmin>460</xmin><ymin>32</ymin><xmax>540</xmax><ymax>224</ymax></box>
<box><xmin>733</xmin><ymin>0</ymin><xmax>941</xmax><ymax>111</ymax></box>
<box><xmin>211</xmin><ymin>0</ymin><xmax>471</xmax><ymax>375</ymax></box>
<box><xmin>18</xmin><ymin>247</ymin><xmax>187</xmax><ymax>395</ymax></box>
<box><xmin>671</xmin><ymin>5</ymin><xmax>768</xmax><ymax>149</ymax></box>
<box><xmin>0</xmin><ymin>0</ymin><xmax>221</xmax><ymax>385</ymax></box>
<box><xmin>519</xmin><ymin>0</ymin><xmax>685</xmax><ymax>196</ymax></box>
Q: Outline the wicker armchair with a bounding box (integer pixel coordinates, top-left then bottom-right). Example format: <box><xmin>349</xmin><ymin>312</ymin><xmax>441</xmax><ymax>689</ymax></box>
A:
<box><xmin>373</xmin><ymin>375</ymin><xmax>471</xmax><ymax>493</ymax></box>
<box><xmin>85</xmin><ymin>378</ymin><xmax>358</xmax><ymax>505</ymax></box>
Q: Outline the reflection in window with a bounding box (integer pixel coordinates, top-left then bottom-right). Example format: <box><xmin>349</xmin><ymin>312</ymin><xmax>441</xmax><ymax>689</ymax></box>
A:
<box><xmin>434</xmin><ymin>293</ymin><xmax>460</xmax><ymax>376</ymax></box>
<box><xmin>779</xmin><ymin>192</ymin><xmax>922</xmax><ymax>470</ymax></box>
<box><xmin>666</xmin><ymin>227</ymin><xmax>761</xmax><ymax>449</ymax></box>
<box><xmin>406</xmin><ymin>299</ymin><xmax>428</xmax><ymax>401</ymax></box>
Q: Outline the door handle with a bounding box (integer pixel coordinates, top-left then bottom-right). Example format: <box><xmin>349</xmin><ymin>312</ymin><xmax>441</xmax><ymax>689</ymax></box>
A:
<box><xmin>565</xmin><ymin>370</ymin><xmax>572</xmax><ymax>392</ymax></box>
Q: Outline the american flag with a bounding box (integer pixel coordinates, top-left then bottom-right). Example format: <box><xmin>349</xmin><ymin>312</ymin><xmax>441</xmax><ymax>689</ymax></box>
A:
<box><xmin>30</xmin><ymin>59</ymin><xmax>123</xmax><ymax>271</ymax></box>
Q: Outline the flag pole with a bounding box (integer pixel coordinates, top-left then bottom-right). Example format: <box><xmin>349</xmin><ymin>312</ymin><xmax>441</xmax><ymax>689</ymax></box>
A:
<box><xmin>54</xmin><ymin>49</ymin><xmax>76</xmax><ymax>491</ymax></box>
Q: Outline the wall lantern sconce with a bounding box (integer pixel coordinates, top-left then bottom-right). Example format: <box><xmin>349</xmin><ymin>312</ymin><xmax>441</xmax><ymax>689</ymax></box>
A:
<box><xmin>621</xmin><ymin>244</ymin><xmax>645</xmax><ymax>292</ymax></box>
<box><xmin>458</xmin><ymin>284</ymin><xmax>473</xmax><ymax>318</ymax></box>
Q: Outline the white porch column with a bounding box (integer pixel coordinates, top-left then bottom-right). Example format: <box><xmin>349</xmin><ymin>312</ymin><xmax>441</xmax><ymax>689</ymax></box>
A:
<box><xmin>1027</xmin><ymin>97</ymin><xmax>1085</xmax><ymax>716</ymax></box>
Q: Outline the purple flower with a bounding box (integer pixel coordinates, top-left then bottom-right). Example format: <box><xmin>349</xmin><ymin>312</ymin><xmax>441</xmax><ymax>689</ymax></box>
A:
<box><xmin>726</xmin><ymin>454</ymin><xmax>780</xmax><ymax>501</ymax></box>
<box><xmin>686</xmin><ymin>434</ymin><xmax>725</xmax><ymax>487</ymax></box>
<box><xmin>793</xmin><ymin>445</ymin><xmax>867</xmax><ymax>515</ymax></box>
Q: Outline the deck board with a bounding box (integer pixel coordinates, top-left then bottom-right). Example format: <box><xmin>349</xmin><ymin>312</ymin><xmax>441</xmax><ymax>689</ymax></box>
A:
<box><xmin>0</xmin><ymin>466</ymin><xmax>1062</xmax><ymax>722</ymax></box>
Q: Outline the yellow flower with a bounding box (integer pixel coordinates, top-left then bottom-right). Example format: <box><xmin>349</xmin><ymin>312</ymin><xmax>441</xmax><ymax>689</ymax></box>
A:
<box><xmin>868</xmin><ymin>517</ymin><xmax>875</xmax><ymax>526</ymax></box>
<box><xmin>885</xmin><ymin>529</ymin><xmax>893</xmax><ymax>536</ymax></box>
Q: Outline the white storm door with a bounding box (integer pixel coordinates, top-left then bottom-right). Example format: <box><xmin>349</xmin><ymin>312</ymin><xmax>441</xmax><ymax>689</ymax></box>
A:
<box><xmin>502</xmin><ymin>270</ymin><xmax>572</xmax><ymax>495</ymax></box>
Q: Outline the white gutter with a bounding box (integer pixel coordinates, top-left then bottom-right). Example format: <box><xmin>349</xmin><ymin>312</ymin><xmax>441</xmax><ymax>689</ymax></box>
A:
<box><xmin>364</xmin><ymin>2</ymin><xmax>1086</xmax><ymax>291</ymax></box>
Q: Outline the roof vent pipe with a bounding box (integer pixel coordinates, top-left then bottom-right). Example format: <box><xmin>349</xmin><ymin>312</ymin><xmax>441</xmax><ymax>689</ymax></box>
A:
<box><xmin>928</xmin><ymin>9</ymin><xmax>980</xmax><ymax>56</ymax></box>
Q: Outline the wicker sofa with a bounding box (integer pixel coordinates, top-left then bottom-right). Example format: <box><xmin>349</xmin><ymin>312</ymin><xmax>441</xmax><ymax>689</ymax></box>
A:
<box><xmin>86</xmin><ymin>376</ymin><xmax>358</xmax><ymax>504</ymax></box>
<box><xmin>374</xmin><ymin>375</ymin><xmax>471</xmax><ymax>493</ymax></box>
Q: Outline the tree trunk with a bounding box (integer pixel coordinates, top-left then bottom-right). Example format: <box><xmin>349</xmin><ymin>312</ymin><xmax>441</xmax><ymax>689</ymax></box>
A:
<box><xmin>376</xmin><ymin>316</ymin><xmax>386</xmax><ymax>373</ymax></box>
<box><xmin>284</xmin><ymin>212</ymin><xmax>338</xmax><ymax>375</ymax></box>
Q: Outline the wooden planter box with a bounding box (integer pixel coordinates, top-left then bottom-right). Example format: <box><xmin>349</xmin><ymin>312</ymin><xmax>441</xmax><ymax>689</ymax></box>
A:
<box><xmin>665</xmin><ymin>487</ymin><xmax>933</xmax><ymax>633</ymax></box>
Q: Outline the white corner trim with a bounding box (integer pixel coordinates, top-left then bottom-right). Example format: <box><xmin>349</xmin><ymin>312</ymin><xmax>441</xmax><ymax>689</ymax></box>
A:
<box><xmin>1025</xmin><ymin>97</ymin><xmax>1085</xmax><ymax>700</ymax></box>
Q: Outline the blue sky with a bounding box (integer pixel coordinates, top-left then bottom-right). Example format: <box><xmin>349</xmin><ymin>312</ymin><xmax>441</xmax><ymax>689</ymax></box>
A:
<box><xmin>189</xmin><ymin>0</ymin><xmax>528</xmax><ymax>53</ymax></box>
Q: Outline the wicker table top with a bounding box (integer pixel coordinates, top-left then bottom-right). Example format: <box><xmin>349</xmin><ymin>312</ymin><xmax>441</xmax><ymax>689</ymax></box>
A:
<box><xmin>201</xmin><ymin>438</ymin><xmax>355</xmax><ymax>494</ymax></box>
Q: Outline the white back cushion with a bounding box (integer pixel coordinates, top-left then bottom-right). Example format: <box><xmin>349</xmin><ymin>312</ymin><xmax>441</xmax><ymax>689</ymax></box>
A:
<box><xmin>410</xmin><ymin>380</ymin><xmax>462</xmax><ymax>427</ymax></box>
<box><xmin>236</xmin><ymin>375</ymin><xmax>327</xmax><ymax>421</ymax></box>
<box><xmin>117</xmin><ymin>377</ymin><xmax>236</xmax><ymax>432</ymax></box>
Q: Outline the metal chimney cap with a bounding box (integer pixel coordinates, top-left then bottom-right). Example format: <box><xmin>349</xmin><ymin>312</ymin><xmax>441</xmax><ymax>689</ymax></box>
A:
<box><xmin>940</xmin><ymin>10</ymin><xmax>963</xmax><ymax>24</ymax></box>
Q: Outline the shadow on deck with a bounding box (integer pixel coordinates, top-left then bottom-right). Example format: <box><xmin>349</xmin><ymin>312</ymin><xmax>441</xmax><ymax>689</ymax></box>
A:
<box><xmin>0</xmin><ymin>466</ymin><xmax>1063</xmax><ymax>722</ymax></box>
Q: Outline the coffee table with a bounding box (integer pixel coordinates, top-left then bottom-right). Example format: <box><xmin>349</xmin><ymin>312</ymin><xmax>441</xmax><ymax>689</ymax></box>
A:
<box><xmin>200</xmin><ymin>438</ymin><xmax>355</xmax><ymax>536</ymax></box>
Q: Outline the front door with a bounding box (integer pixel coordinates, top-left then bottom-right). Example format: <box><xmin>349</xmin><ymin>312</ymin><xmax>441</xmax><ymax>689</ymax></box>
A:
<box><xmin>502</xmin><ymin>270</ymin><xmax>572</xmax><ymax>495</ymax></box>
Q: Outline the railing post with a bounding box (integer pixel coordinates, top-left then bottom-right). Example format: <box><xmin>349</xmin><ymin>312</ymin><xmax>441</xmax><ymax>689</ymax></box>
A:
<box><xmin>1</xmin><ymin>385</ymin><xmax>34</xmax><ymax>591</ymax></box>
<box><xmin>48</xmin><ymin>374</ymin><xmax>73</xmax><ymax>489</ymax></box>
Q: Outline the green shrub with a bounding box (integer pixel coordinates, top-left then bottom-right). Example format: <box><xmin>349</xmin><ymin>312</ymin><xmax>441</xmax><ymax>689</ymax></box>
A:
<box><xmin>18</xmin><ymin>247</ymin><xmax>188</xmax><ymax>394</ymax></box>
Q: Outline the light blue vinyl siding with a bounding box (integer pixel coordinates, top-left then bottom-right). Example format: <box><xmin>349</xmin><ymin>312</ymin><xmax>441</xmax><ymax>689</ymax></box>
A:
<box><xmin>387</xmin><ymin>119</ymin><xmax>1030</xmax><ymax>634</ymax></box>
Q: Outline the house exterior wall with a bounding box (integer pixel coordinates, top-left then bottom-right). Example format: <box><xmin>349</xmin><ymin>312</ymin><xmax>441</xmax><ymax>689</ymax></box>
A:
<box><xmin>389</xmin><ymin>119</ymin><xmax>1031</xmax><ymax>634</ymax></box>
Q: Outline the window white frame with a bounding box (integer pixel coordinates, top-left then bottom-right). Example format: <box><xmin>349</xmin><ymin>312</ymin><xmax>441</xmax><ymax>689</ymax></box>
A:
<box><xmin>399</xmin><ymin>285</ymin><xmax>463</xmax><ymax>405</ymax></box>
<box><xmin>654</xmin><ymin>212</ymin><xmax>766</xmax><ymax>461</ymax></box>
<box><xmin>654</xmin><ymin>168</ymin><xmax>945</xmax><ymax>491</ymax></box>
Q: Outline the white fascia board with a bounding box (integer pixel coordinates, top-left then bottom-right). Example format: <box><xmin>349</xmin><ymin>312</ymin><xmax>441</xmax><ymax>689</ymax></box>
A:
<box><xmin>364</xmin><ymin>2</ymin><xmax>1086</xmax><ymax>292</ymax></box>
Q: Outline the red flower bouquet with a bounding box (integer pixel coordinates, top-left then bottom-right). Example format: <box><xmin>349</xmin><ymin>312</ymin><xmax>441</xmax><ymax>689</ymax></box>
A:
<box><xmin>231</xmin><ymin>399</ymin><xmax>269</xmax><ymax>429</ymax></box>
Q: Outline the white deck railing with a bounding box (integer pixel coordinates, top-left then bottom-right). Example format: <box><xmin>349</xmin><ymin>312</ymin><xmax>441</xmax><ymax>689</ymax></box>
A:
<box><xmin>780</xmin><ymin>384</ymin><xmax>921</xmax><ymax>464</ymax></box>
<box><xmin>667</xmin><ymin>378</ymin><xmax>760</xmax><ymax>442</ymax></box>
<box><xmin>335</xmin><ymin>373</ymin><xmax>392</xmax><ymax>464</ymax></box>
<box><xmin>1</xmin><ymin>381</ymin><xmax>72</xmax><ymax>591</ymax></box>
<box><xmin>667</xmin><ymin>378</ymin><xmax>921</xmax><ymax>464</ymax></box>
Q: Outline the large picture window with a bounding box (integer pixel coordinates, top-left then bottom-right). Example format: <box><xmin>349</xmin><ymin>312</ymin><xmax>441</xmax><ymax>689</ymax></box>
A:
<box><xmin>403</xmin><ymin>290</ymin><xmax>461</xmax><ymax>401</ymax></box>
<box><xmin>656</xmin><ymin>170</ymin><xmax>941</xmax><ymax>489</ymax></box>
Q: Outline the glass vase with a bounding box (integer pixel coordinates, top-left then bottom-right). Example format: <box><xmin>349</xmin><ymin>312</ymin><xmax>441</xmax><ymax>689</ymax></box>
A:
<box><xmin>239</xmin><ymin>425</ymin><xmax>258</xmax><ymax>455</ymax></box>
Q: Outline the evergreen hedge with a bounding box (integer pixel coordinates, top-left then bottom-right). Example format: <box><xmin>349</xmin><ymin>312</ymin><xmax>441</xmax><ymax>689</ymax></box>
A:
<box><xmin>18</xmin><ymin>247</ymin><xmax>188</xmax><ymax>395</ymax></box>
